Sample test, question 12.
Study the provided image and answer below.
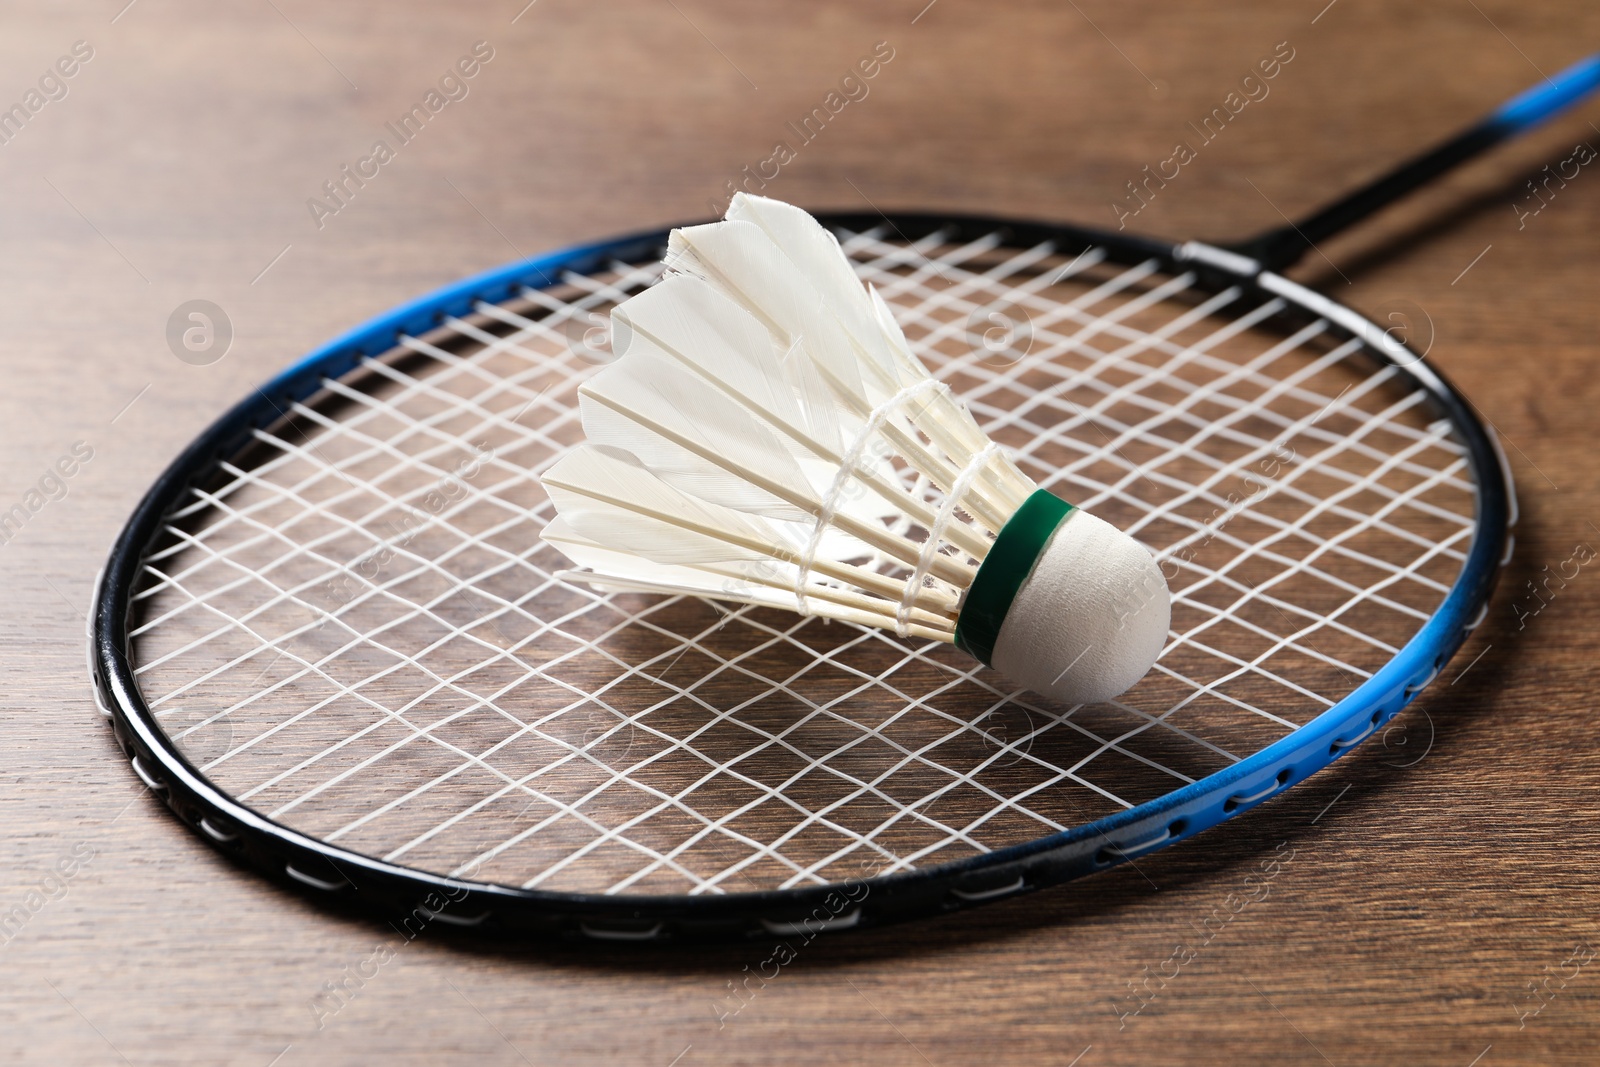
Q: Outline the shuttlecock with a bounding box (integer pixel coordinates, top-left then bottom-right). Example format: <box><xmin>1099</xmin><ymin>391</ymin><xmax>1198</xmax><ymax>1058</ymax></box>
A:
<box><xmin>539</xmin><ymin>194</ymin><xmax>1169</xmax><ymax>705</ymax></box>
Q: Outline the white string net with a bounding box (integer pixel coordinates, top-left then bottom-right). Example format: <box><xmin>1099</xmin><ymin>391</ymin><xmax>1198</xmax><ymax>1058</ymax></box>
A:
<box><xmin>129</xmin><ymin>228</ymin><xmax>1477</xmax><ymax>896</ymax></box>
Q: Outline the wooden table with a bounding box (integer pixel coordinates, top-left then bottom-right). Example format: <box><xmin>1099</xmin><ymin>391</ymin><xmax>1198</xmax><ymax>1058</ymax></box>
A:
<box><xmin>3</xmin><ymin>1</ymin><xmax>1597</xmax><ymax>1063</ymax></box>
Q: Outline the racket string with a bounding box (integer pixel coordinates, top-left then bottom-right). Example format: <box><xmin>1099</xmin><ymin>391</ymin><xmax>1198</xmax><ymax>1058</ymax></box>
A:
<box><xmin>871</xmin><ymin>239</ymin><xmax>1472</xmax><ymax>650</ymax></box>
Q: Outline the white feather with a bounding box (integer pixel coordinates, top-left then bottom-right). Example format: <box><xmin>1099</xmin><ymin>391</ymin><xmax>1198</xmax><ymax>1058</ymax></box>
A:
<box><xmin>604</xmin><ymin>272</ymin><xmax>897</xmax><ymax>522</ymax></box>
<box><xmin>545</xmin><ymin>519</ymin><xmax>957</xmax><ymax>637</ymax></box>
<box><xmin>612</xmin><ymin>276</ymin><xmax>829</xmax><ymax>449</ymax></box>
<box><xmin>724</xmin><ymin>194</ymin><xmax>911</xmax><ymax>388</ymax></box>
<box><xmin>578</xmin><ymin>342</ymin><xmax>815</xmax><ymax>522</ymax></box>
<box><xmin>541</xmin><ymin>196</ymin><xmax>1046</xmax><ymax>641</ymax></box>
<box><xmin>542</xmin><ymin>445</ymin><xmax>775</xmax><ymax>565</ymax></box>
<box><xmin>667</xmin><ymin>219</ymin><xmax>879</xmax><ymax>406</ymax></box>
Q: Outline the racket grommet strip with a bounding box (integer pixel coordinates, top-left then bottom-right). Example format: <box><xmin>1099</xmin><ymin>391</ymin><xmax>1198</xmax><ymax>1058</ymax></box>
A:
<box><xmin>130</xmin><ymin>754</ymin><xmax>166</xmax><ymax>792</ymax></box>
<box><xmin>85</xmin><ymin>608</ymin><xmax>113</xmax><ymax>721</ymax></box>
<box><xmin>417</xmin><ymin>905</ymin><xmax>491</xmax><ymax>928</ymax></box>
<box><xmin>1224</xmin><ymin>768</ymin><xmax>1294</xmax><ymax>812</ymax></box>
<box><xmin>1098</xmin><ymin>819</ymin><xmax>1189</xmax><ymax>864</ymax></box>
<box><xmin>759</xmin><ymin>909</ymin><xmax>862</xmax><ymax>937</ymax></box>
<box><xmin>1331</xmin><ymin>711</ymin><xmax>1386</xmax><ymax>752</ymax></box>
<box><xmin>198</xmin><ymin>817</ymin><xmax>239</xmax><ymax>844</ymax></box>
<box><xmin>579</xmin><ymin>921</ymin><xmax>665</xmax><ymax>942</ymax></box>
<box><xmin>284</xmin><ymin>864</ymin><xmax>350</xmax><ymax>893</ymax></box>
<box><xmin>1404</xmin><ymin>666</ymin><xmax>1442</xmax><ymax>696</ymax></box>
<box><xmin>949</xmin><ymin>876</ymin><xmax>1027</xmax><ymax>903</ymax></box>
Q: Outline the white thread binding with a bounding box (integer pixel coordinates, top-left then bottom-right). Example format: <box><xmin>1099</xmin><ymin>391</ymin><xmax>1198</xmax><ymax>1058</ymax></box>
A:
<box><xmin>793</xmin><ymin>378</ymin><xmax>943</xmax><ymax>614</ymax></box>
<box><xmin>896</xmin><ymin>442</ymin><xmax>1000</xmax><ymax>635</ymax></box>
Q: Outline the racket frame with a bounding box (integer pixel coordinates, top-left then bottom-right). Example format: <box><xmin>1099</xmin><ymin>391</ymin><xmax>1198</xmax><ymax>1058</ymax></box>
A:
<box><xmin>88</xmin><ymin>212</ymin><xmax>1513</xmax><ymax>940</ymax></box>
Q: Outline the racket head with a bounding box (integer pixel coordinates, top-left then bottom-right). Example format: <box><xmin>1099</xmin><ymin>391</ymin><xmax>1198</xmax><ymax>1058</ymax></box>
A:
<box><xmin>90</xmin><ymin>212</ymin><xmax>1512</xmax><ymax>940</ymax></box>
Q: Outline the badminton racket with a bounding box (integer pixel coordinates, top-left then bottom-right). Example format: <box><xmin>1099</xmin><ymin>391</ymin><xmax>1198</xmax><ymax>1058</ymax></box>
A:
<box><xmin>89</xmin><ymin>53</ymin><xmax>1600</xmax><ymax>940</ymax></box>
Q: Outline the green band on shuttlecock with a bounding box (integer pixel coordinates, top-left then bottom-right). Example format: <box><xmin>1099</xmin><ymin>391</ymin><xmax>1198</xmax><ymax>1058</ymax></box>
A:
<box><xmin>954</xmin><ymin>489</ymin><xmax>1075</xmax><ymax>667</ymax></box>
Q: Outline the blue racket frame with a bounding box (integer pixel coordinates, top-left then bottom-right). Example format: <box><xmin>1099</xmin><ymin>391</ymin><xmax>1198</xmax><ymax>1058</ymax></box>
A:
<box><xmin>90</xmin><ymin>211</ymin><xmax>1513</xmax><ymax>940</ymax></box>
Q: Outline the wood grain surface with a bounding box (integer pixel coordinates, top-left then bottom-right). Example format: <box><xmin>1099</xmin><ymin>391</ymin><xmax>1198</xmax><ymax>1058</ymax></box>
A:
<box><xmin>2</xmin><ymin>1</ymin><xmax>1598</xmax><ymax>1064</ymax></box>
